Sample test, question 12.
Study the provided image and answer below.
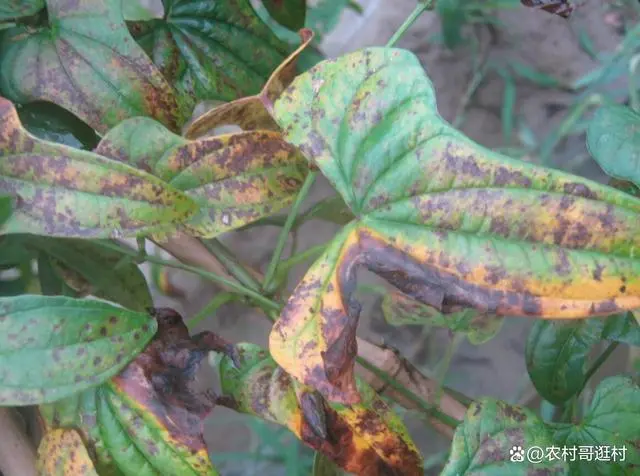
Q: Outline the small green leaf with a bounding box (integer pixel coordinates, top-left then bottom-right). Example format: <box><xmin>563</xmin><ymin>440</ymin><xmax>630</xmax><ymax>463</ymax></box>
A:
<box><xmin>601</xmin><ymin>312</ymin><xmax>640</xmax><ymax>346</ymax></box>
<box><xmin>312</xmin><ymin>451</ymin><xmax>342</xmax><ymax>476</ymax></box>
<box><xmin>587</xmin><ymin>104</ymin><xmax>640</xmax><ymax>186</ymax></box>
<box><xmin>382</xmin><ymin>291</ymin><xmax>504</xmax><ymax>345</ymax></box>
<box><xmin>442</xmin><ymin>399</ymin><xmax>569</xmax><ymax>475</ymax></box>
<box><xmin>40</xmin><ymin>308</ymin><xmax>220</xmax><ymax>475</ymax></box>
<box><xmin>553</xmin><ymin>376</ymin><xmax>640</xmax><ymax>475</ymax></box>
<box><xmin>17</xmin><ymin>102</ymin><xmax>100</xmax><ymax>150</ymax></box>
<box><xmin>0</xmin><ymin>195</ymin><xmax>12</xmax><ymax>225</ymax></box>
<box><xmin>0</xmin><ymin>0</ymin><xmax>185</xmax><ymax>133</ymax></box>
<box><xmin>0</xmin><ymin>98</ymin><xmax>197</xmax><ymax>238</ymax></box>
<box><xmin>133</xmin><ymin>0</ymin><xmax>290</xmax><ymax>110</ymax></box>
<box><xmin>264</xmin><ymin>0</ymin><xmax>306</xmax><ymax>31</ymax></box>
<box><xmin>438</xmin><ymin>0</ymin><xmax>465</xmax><ymax>49</ymax></box>
<box><xmin>37</xmin><ymin>251</ymin><xmax>67</xmax><ymax>296</ymax></box>
<box><xmin>0</xmin><ymin>0</ymin><xmax>43</xmax><ymax>21</ymax></box>
<box><xmin>0</xmin><ymin>295</ymin><xmax>157</xmax><ymax>405</ymax></box>
<box><xmin>525</xmin><ymin>319</ymin><xmax>603</xmax><ymax>405</ymax></box>
<box><xmin>25</xmin><ymin>236</ymin><xmax>152</xmax><ymax>311</ymax></box>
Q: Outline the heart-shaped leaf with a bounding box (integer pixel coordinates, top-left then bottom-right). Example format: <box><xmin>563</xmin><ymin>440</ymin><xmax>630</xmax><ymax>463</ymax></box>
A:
<box><xmin>0</xmin><ymin>0</ymin><xmax>185</xmax><ymax>133</ymax></box>
<box><xmin>442</xmin><ymin>398</ymin><xmax>568</xmax><ymax>475</ymax></box>
<box><xmin>383</xmin><ymin>290</ymin><xmax>504</xmax><ymax>344</ymax></box>
<box><xmin>520</xmin><ymin>0</ymin><xmax>574</xmax><ymax>18</ymax></box>
<box><xmin>37</xmin><ymin>428</ymin><xmax>99</xmax><ymax>476</ymax></box>
<box><xmin>552</xmin><ymin>376</ymin><xmax>640</xmax><ymax>475</ymax></box>
<box><xmin>218</xmin><ymin>342</ymin><xmax>423</xmax><ymax>476</ymax></box>
<box><xmin>601</xmin><ymin>312</ymin><xmax>640</xmax><ymax>346</ymax></box>
<box><xmin>131</xmin><ymin>0</ymin><xmax>290</xmax><ymax>111</ymax></box>
<box><xmin>268</xmin><ymin>48</ymin><xmax>640</xmax><ymax>404</ymax></box>
<box><xmin>96</xmin><ymin>117</ymin><xmax>308</xmax><ymax>238</ymax></box>
<box><xmin>0</xmin><ymin>0</ymin><xmax>43</xmax><ymax>21</ymax></box>
<box><xmin>587</xmin><ymin>104</ymin><xmax>640</xmax><ymax>187</ymax></box>
<box><xmin>525</xmin><ymin>319</ymin><xmax>603</xmax><ymax>405</ymax></box>
<box><xmin>185</xmin><ymin>29</ymin><xmax>314</xmax><ymax>138</ymax></box>
<box><xmin>0</xmin><ymin>295</ymin><xmax>157</xmax><ymax>405</ymax></box>
<box><xmin>41</xmin><ymin>308</ymin><xmax>224</xmax><ymax>475</ymax></box>
<box><xmin>20</xmin><ymin>235</ymin><xmax>152</xmax><ymax>310</ymax></box>
<box><xmin>263</xmin><ymin>0</ymin><xmax>306</xmax><ymax>31</ymax></box>
<box><xmin>0</xmin><ymin>98</ymin><xmax>197</xmax><ymax>238</ymax></box>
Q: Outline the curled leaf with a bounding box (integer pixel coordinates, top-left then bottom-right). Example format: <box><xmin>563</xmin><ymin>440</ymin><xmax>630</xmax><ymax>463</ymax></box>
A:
<box><xmin>0</xmin><ymin>0</ymin><xmax>184</xmax><ymax>133</ymax></box>
<box><xmin>587</xmin><ymin>104</ymin><xmax>640</xmax><ymax>187</ymax></box>
<box><xmin>269</xmin><ymin>48</ymin><xmax>640</xmax><ymax>403</ymax></box>
<box><xmin>96</xmin><ymin>117</ymin><xmax>308</xmax><ymax>238</ymax></box>
<box><xmin>37</xmin><ymin>428</ymin><xmax>98</xmax><ymax>476</ymax></box>
<box><xmin>442</xmin><ymin>399</ymin><xmax>568</xmax><ymax>475</ymax></box>
<box><xmin>41</xmin><ymin>308</ymin><xmax>226</xmax><ymax>475</ymax></box>
<box><xmin>132</xmin><ymin>0</ymin><xmax>290</xmax><ymax>111</ymax></box>
<box><xmin>0</xmin><ymin>295</ymin><xmax>157</xmax><ymax>405</ymax></box>
<box><xmin>185</xmin><ymin>29</ymin><xmax>314</xmax><ymax>138</ymax></box>
<box><xmin>520</xmin><ymin>0</ymin><xmax>574</xmax><ymax>18</ymax></box>
<box><xmin>218</xmin><ymin>342</ymin><xmax>423</xmax><ymax>476</ymax></box>
<box><xmin>0</xmin><ymin>98</ymin><xmax>197</xmax><ymax>238</ymax></box>
<box><xmin>383</xmin><ymin>290</ymin><xmax>504</xmax><ymax>345</ymax></box>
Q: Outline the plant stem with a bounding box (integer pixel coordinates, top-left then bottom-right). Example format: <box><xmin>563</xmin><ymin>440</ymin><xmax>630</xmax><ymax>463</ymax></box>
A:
<box><xmin>581</xmin><ymin>341</ymin><xmax>620</xmax><ymax>392</ymax></box>
<box><xmin>356</xmin><ymin>356</ymin><xmax>461</xmax><ymax>429</ymax></box>
<box><xmin>434</xmin><ymin>333</ymin><xmax>464</xmax><ymax>406</ymax></box>
<box><xmin>201</xmin><ymin>239</ymin><xmax>262</xmax><ymax>292</ymax></box>
<box><xmin>386</xmin><ymin>1</ymin><xmax>435</xmax><ymax>48</ymax></box>
<box><xmin>188</xmin><ymin>292</ymin><xmax>243</xmax><ymax>329</ymax></box>
<box><xmin>97</xmin><ymin>240</ymin><xmax>281</xmax><ymax>312</ymax></box>
<box><xmin>263</xmin><ymin>172</ymin><xmax>317</xmax><ymax>292</ymax></box>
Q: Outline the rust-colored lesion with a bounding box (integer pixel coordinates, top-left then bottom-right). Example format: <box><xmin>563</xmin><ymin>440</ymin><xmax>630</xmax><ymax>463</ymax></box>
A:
<box><xmin>185</xmin><ymin>29</ymin><xmax>314</xmax><ymax>139</ymax></box>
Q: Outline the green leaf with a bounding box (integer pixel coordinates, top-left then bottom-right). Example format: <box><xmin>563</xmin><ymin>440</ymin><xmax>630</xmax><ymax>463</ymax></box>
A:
<box><xmin>17</xmin><ymin>102</ymin><xmax>100</xmax><ymax>150</ymax></box>
<box><xmin>0</xmin><ymin>0</ymin><xmax>43</xmax><ymax>21</ymax></box>
<box><xmin>96</xmin><ymin>117</ymin><xmax>308</xmax><ymax>238</ymax></box>
<box><xmin>24</xmin><ymin>236</ymin><xmax>152</xmax><ymax>310</ymax></box>
<box><xmin>382</xmin><ymin>290</ymin><xmax>504</xmax><ymax>344</ymax></box>
<box><xmin>268</xmin><ymin>48</ymin><xmax>640</xmax><ymax>404</ymax></box>
<box><xmin>312</xmin><ymin>451</ymin><xmax>342</xmax><ymax>476</ymax></box>
<box><xmin>0</xmin><ymin>295</ymin><xmax>157</xmax><ymax>405</ymax></box>
<box><xmin>0</xmin><ymin>0</ymin><xmax>185</xmax><ymax>134</ymax></box>
<box><xmin>587</xmin><ymin>104</ymin><xmax>640</xmax><ymax>187</ymax></box>
<box><xmin>264</xmin><ymin>0</ymin><xmax>306</xmax><ymax>31</ymax></box>
<box><xmin>40</xmin><ymin>308</ymin><xmax>220</xmax><ymax>475</ymax></box>
<box><xmin>442</xmin><ymin>399</ymin><xmax>569</xmax><ymax>475</ymax></box>
<box><xmin>0</xmin><ymin>98</ymin><xmax>197</xmax><ymax>238</ymax></box>
<box><xmin>438</xmin><ymin>0</ymin><xmax>466</xmax><ymax>49</ymax></box>
<box><xmin>37</xmin><ymin>251</ymin><xmax>68</xmax><ymax>296</ymax></box>
<box><xmin>218</xmin><ymin>342</ymin><xmax>423</xmax><ymax>475</ymax></box>
<box><xmin>525</xmin><ymin>319</ymin><xmax>603</xmax><ymax>405</ymax></box>
<box><xmin>553</xmin><ymin>376</ymin><xmax>640</xmax><ymax>475</ymax></box>
<box><xmin>0</xmin><ymin>195</ymin><xmax>12</xmax><ymax>225</ymax></box>
<box><xmin>601</xmin><ymin>312</ymin><xmax>640</xmax><ymax>346</ymax></box>
<box><xmin>132</xmin><ymin>0</ymin><xmax>290</xmax><ymax>110</ymax></box>
<box><xmin>123</xmin><ymin>0</ymin><xmax>161</xmax><ymax>21</ymax></box>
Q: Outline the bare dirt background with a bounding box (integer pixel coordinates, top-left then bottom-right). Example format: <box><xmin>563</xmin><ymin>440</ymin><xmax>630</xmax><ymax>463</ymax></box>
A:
<box><xmin>147</xmin><ymin>1</ymin><xmax>633</xmax><ymax>473</ymax></box>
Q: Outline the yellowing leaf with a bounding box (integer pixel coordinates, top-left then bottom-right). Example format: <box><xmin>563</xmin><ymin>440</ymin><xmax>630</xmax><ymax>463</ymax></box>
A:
<box><xmin>37</xmin><ymin>428</ymin><xmax>98</xmax><ymax>476</ymax></box>
<box><xmin>0</xmin><ymin>0</ymin><xmax>185</xmax><ymax>133</ymax></box>
<box><xmin>0</xmin><ymin>98</ymin><xmax>197</xmax><ymax>238</ymax></box>
<box><xmin>268</xmin><ymin>48</ymin><xmax>640</xmax><ymax>404</ymax></box>
<box><xmin>96</xmin><ymin>118</ymin><xmax>308</xmax><ymax>238</ymax></box>
<box><xmin>218</xmin><ymin>342</ymin><xmax>423</xmax><ymax>476</ymax></box>
<box><xmin>185</xmin><ymin>29</ymin><xmax>314</xmax><ymax>138</ymax></box>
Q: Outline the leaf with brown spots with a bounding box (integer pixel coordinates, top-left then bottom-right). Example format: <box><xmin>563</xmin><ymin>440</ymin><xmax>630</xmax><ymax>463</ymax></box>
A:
<box><xmin>131</xmin><ymin>0</ymin><xmax>291</xmax><ymax>113</ymax></box>
<box><xmin>0</xmin><ymin>0</ymin><xmax>43</xmax><ymax>21</ymax></box>
<box><xmin>96</xmin><ymin>117</ymin><xmax>308</xmax><ymax>238</ymax></box>
<box><xmin>218</xmin><ymin>342</ymin><xmax>423</xmax><ymax>476</ymax></box>
<box><xmin>40</xmin><ymin>308</ymin><xmax>225</xmax><ymax>475</ymax></box>
<box><xmin>442</xmin><ymin>399</ymin><xmax>568</xmax><ymax>475</ymax></box>
<box><xmin>268</xmin><ymin>48</ymin><xmax>640</xmax><ymax>404</ymax></box>
<box><xmin>0</xmin><ymin>295</ymin><xmax>157</xmax><ymax>405</ymax></box>
<box><xmin>37</xmin><ymin>428</ymin><xmax>99</xmax><ymax>476</ymax></box>
<box><xmin>520</xmin><ymin>0</ymin><xmax>574</xmax><ymax>18</ymax></box>
<box><xmin>185</xmin><ymin>29</ymin><xmax>314</xmax><ymax>138</ymax></box>
<box><xmin>0</xmin><ymin>98</ymin><xmax>197</xmax><ymax>238</ymax></box>
<box><xmin>0</xmin><ymin>0</ymin><xmax>186</xmax><ymax>134</ymax></box>
<box><xmin>383</xmin><ymin>290</ymin><xmax>504</xmax><ymax>345</ymax></box>
<box><xmin>263</xmin><ymin>0</ymin><xmax>307</xmax><ymax>31</ymax></box>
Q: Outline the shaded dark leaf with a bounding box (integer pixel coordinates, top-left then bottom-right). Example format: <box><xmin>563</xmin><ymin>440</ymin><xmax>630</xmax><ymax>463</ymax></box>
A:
<box><xmin>264</xmin><ymin>0</ymin><xmax>306</xmax><ymax>31</ymax></box>
<box><xmin>0</xmin><ymin>0</ymin><xmax>43</xmax><ymax>21</ymax></box>
<box><xmin>0</xmin><ymin>295</ymin><xmax>157</xmax><ymax>405</ymax></box>
<box><xmin>601</xmin><ymin>312</ymin><xmax>640</xmax><ymax>346</ymax></box>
